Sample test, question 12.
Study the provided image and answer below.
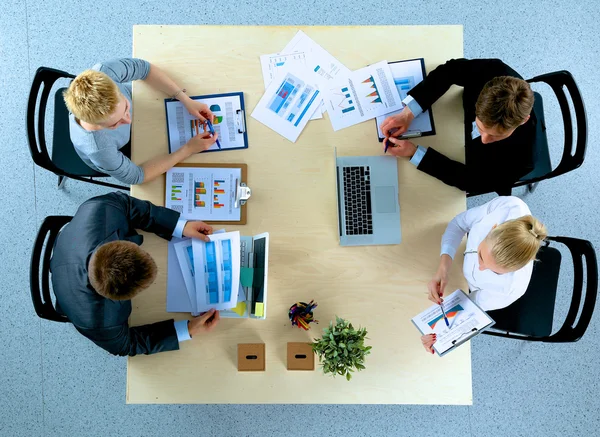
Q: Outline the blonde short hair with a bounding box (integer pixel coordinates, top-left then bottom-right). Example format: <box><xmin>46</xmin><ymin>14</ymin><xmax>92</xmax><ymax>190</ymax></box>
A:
<box><xmin>88</xmin><ymin>241</ymin><xmax>157</xmax><ymax>301</ymax></box>
<box><xmin>485</xmin><ymin>215</ymin><xmax>548</xmax><ymax>271</ymax></box>
<box><xmin>63</xmin><ymin>70</ymin><xmax>120</xmax><ymax>124</ymax></box>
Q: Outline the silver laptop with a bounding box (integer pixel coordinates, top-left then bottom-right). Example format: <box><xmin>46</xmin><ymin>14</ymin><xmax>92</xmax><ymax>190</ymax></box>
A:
<box><xmin>334</xmin><ymin>148</ymin><xmax>401</xmax><ymax>246</ymax></box>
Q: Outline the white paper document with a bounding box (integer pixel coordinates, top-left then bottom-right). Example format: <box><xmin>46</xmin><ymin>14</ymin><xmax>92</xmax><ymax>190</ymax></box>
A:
<box><xmin>325</xmin><ymin>60</ymin><xmax>403</xmax><ymax>131</ymax></box>
<box><xmin>411</xmin><ymin>289</ymin><xmax>495</xmax><ymax>356</ymax></box>
<box><xmin>260</xmin><ymin>52</ymin><xmax>323</xmax><ymax>120</ymax></box>
<box><xmin>165</xmin><ymin>166</ymin><xmax>242</xmax><ymax>221</ymax></box>
<box><xmin>376</xmin><ymin>59</ymin><xmax>434</xmax><ymax>138</ymax></box>
<box><xmin>170</xmin><ymin>231</ymin><xmax>242</xmax><ymax>313</ymax></box>
<box><xmin>165</xmin><ymin>94</ymin><xmax>246</xmax><ymax>153</ymax></box>
<box><xmin>251</xmin><ymin>65</ymin><xmax>323</xmax><ymax>142</ymax></box>
<box><xmin>282</xmin><ymin>30</ymin><xmax>352</xmax><ymax>88</ymax></box>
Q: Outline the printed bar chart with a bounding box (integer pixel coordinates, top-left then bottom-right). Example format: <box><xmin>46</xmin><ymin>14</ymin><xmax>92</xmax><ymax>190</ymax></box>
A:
<box><xmin>171</xmin><ymin>185</ymin><xmax>182</xmax><ymax>201</ymax></box>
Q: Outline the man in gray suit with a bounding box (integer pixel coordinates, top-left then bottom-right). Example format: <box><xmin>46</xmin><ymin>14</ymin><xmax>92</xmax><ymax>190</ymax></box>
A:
<box><xmin>50</xmin><ymin>192</ymin><xmax>220</xmax><ymax>356</ymax></box>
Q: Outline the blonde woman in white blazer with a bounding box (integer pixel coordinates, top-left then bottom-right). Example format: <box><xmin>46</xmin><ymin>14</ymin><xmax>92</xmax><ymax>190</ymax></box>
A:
<box><xmin>421</xmin><ymin>196</ymin><xmax>547</xmax><ymax>354</ymax></box>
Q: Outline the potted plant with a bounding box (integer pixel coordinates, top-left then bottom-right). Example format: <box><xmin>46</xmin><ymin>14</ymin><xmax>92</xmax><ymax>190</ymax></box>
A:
<box><xmin>312</xmin><ymin>316</ymin><xmax>371</xmax><ymax>381</ymax></box>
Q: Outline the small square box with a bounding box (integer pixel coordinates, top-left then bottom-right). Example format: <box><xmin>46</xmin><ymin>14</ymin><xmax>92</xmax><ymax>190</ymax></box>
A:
<box><xmin>237</xmin><ymin>343</ymin><xmax>266</xmax><ymax>371</ymax></box>
<box><xmin>287</xmin><ymin>342</ymin><xmax>315</xmax><ymax>371</ymax></box>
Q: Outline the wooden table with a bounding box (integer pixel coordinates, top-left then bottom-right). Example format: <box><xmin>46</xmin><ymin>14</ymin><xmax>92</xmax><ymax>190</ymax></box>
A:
<box><xmin>129</xmin><ymin>25</ymin><xmax>469</xmax><ymax>404</ymax></box>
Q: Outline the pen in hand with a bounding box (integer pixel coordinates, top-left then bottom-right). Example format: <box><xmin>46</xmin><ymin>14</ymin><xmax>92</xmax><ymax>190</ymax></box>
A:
<box><xmin>206</xmin><ymin>120</ymin><xmax>222</xmax><ymax>149</ymax></box>
<box><xmin>440</xmin><ymin>301</ymin><xmax>450</xmax><ymax>327</ymax></box>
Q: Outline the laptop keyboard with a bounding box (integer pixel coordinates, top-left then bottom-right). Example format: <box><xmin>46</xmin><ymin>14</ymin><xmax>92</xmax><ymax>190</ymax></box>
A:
<box><xmin>343</xmin><ymin>166</ymin><xmax>373</xmax><ymax>235</ymax></box>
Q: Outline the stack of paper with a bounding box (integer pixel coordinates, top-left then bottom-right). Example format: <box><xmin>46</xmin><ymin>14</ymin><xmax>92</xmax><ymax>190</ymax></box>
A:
<box><xmin>172</xmin><ymin>231</ymin><xmax>241</xmax><ymax>315</ymax></box>
<box><xmin>252</xmin><ymin>30</ymin><xmax>404</xmax><ymax>141</ymax></box>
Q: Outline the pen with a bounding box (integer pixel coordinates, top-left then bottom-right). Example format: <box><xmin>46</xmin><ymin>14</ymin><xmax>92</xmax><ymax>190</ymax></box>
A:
<box><xmin>440</xmin><ymin>301</ymin><xmax>450</xmax><ymax>327</ymax></box>
<box><xmin>206</xmin><ymin>119</ymin><xmax>222</xmax><ymax>149</ymax></box>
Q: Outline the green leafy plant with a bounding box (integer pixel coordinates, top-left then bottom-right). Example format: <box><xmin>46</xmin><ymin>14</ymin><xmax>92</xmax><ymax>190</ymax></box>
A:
<box><xmin>312</xmin><ymin>316</ymin><xmax>371</xmax><ymax>381</ymax></box>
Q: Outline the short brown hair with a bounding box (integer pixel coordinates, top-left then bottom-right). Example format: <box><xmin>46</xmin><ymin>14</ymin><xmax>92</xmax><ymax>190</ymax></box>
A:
<box><xmin>486</xmin><ymin>215</ymin><xmax>548</xmax><ymax>271</ymax></box>
<box><xmin>88</xmin><ymin>241</ymin><xmax>157</xmax><ymax>300</ymax></box>
<box><xmin>63</xmin><ymin>69</ymin><xmax>121</xmax><ymax>124</ymax></box>
<box><xmin>476</xmin><ymin>76</ymin><xmax>534</xmax><ymax>131</ymax></box>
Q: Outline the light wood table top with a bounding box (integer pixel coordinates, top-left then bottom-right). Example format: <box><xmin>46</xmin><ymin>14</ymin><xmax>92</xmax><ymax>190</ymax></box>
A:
<box><xmin>129</xmin><ymin>25</ymin><xmax>469</xmax><ymax>404</ymax></box>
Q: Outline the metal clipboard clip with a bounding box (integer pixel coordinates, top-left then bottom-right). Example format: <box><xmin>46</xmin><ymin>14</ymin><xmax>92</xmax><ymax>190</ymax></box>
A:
<box><xmin>235</xmin><ymin>178</ymin><xmax>251</xmax><ymax>208</ymax></box>
<box><xmin>451</xmin><ymin>327</ymin><xmax>478</xmax><ymax>345</ymax></box>
<box><xmin>236</xmin><ymin>109</ymin><xmax>246</xmax><ymax>134</ymax></box>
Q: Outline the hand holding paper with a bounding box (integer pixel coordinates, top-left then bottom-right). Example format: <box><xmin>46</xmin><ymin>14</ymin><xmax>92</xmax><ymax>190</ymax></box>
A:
<box><xmin>421</xmin><ymin>333</ymin><xmax>437</xmax><ymax>354</ymax></box>
<box><xmin>189</xmin><ymin>309</ymin><xmax>221</xmax><ymax>336</ymax></box>
<box><xmin>183</xmin><ymin>221</ymin><xmax>214</xmax><ymax>242</ymax></box>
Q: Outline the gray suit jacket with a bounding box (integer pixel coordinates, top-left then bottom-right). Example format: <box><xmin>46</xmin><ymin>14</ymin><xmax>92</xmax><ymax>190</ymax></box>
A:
<box><xmin>50</xmin><ymin>192</ymin><xmax>180</xmax><ymax>356</ymax></box>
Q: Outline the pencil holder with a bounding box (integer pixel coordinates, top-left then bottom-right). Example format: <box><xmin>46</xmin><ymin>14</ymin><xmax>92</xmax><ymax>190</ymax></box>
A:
<box><xmin>288</xmin><ymin>300</ymin><xmax>318</xmax><ymax>330</ymax></box>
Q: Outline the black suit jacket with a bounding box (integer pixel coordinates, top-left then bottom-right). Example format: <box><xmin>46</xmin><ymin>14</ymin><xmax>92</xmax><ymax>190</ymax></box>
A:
<box><xmin>408</xmin><ymin>58</ymin><xmax>537</xmax><ymax>194</ymax></box>
<box><xmin>50</xmin><ymin>192</ymin><xmax>181</xmax><ymax>356</ymax></box>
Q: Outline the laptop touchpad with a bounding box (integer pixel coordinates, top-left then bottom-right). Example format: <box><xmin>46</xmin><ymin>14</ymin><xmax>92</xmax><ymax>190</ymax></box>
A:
<box><xmin>374</xmin><ymin>186</ymin><xmax>397</xmax><ymax>213</ymax></box>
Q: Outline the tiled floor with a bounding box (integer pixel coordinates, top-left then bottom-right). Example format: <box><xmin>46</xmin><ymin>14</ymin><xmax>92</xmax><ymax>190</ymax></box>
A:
<box><xmin>1</xmin><ymin>1</ymin><xmax>598</xmax><ymax>436</ymax></box>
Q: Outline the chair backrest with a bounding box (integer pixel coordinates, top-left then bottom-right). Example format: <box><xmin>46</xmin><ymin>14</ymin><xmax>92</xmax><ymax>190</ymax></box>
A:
<box><xmin>516</xmin><ymin>70</ymin><xmax>588</xmax><ymax>187</ymax></box>
<box><xmin>26</xmin><ymin>67</ymin><xmax>75</xmax><ymax>175</ymax></box>
<box><xmin>30</xmin><ymin>215</ymin><xmax>73</xmax><ymax>322</ymax></box>
<box><xmin>545</xmin><ymin>236</ymin><xmax>598</xmax><ymax>342</ymax></box>
<box><xmin>485</xmin><ymin>236</ymin><xmax>598</xmax><ymax>342</ymax></box>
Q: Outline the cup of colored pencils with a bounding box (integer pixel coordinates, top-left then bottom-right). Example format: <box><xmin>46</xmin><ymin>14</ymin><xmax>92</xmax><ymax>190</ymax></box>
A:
<box><xmin>289</xmin><ymin>300</ymin><xmax>318</xmax><ymax>330</ymax></box>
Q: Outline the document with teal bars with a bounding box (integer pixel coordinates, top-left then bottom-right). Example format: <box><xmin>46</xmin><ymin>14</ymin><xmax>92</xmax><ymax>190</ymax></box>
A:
<box><xmin>176</xmin><ymin>231</ymin><xmax>241</xmax><ymax>313</ymax></box>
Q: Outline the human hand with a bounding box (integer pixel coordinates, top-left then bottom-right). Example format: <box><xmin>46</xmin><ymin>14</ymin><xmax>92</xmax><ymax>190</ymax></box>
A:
<box><xmin>427</xmin><ymin>266</ymin><xmax>449</xmax><ymax>305</ymax></box>
<box><xmin>183</xmin><ymin>221</ymin><xmax>213</xmax><ymax>242</ymax></box>
<box><xmin>188</xmin><ymin>308</ymin><xmax>220</xmax><ymax>337</ymax></box>
<box><xmin>184</xmin><ymin>100</ymin><xmax>214</xmax><ymax>123</ymax></box>
<box><xmin>380</xmin><ymin>106</ymin><xmax>415</xmax><ymax>138</ymax></box>
<box><xmin>421</xmin><ymin>334</ymin><xmax>437</xmax><ymax>354</ymax></box>
<box><xmin>384</xmin><ymin>138</ymin><xmax>417</xmax><ymax>158</ymax></box>
<box><xmin>184</xmin><ymin>132</ymin><xmax>218</xmax><ymax>154</ymax></box>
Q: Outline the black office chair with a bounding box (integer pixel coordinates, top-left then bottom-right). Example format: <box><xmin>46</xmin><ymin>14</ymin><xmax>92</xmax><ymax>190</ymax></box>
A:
<box><xmin>468</xmin><ymin>70</ymin><xmax>587</xmax><ymax>197</ymax></box>
<box><xmin>483</xmin><ymin>236</ymin><xmax>598</xmax><ymax>342</ymax></box>
<box><xmin>26</xmin><ymin>67</ymin><xmax>129</xmax><ymax>191</ymax></box>
<box><xmin>30</xmin><ymin>215</ymin><xmax>73</xmax><ymax>323</ymax></box>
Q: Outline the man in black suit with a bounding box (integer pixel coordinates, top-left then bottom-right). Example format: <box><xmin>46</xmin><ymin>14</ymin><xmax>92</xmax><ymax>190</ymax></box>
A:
<box><xmin>50</xmin><ymin>192</ymin><xmax>220</xmax><ymax>356</ymax></box>
<box><xmin>380</xmin><ymin>58</ymin><xmax>536</xmax><ymax>195</ymax></box>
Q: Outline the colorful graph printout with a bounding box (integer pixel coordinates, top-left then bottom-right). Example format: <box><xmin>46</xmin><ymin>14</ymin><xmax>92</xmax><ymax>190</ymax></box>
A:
<box><xmin>325</xmin><ymin>60</ymin><xmax>402</xmax><ymax>131</ymax></box>
<box><xmin>165</xmin><ymin>167</ymin><xmax>242</xmax><ymax>221</ymax></box>
<box><xmin>165</xmin><ymin>93</ymin><xmax>246</xmax><ymax>153</ymax></box>
<box><xmin>427</xmin><ymin>305</ymin><xmax>464</xmax><ymax>329</ymax></box>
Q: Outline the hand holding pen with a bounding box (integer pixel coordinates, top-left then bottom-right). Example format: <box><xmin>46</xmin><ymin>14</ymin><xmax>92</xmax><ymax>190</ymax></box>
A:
<box><xmin>384</xmin><ymin>137</ymin><xmax>418</xmax><ymax>157</ymax></box>
<box><xmin>205</xmin><ymin>120</ymin><xmax>222</xmax><ymax>150</ymax></box>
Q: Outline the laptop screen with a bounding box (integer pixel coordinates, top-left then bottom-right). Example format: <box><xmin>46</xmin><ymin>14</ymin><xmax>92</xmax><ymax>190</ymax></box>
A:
<box><xmin>251</xmin><ymin>236</ymin><xmax>267</xmax><ymax>313</ymax></box>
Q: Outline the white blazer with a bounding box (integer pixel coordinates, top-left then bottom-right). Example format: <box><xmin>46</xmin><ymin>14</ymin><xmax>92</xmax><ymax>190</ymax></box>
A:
<box><xmin>441</xmin><ymin>196</ymin><xmax>534</xmax><ymax>311</ymax></box>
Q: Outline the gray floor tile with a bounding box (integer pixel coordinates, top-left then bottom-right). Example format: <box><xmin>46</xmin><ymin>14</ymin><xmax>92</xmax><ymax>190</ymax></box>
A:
<box><xmin>0</xmin><ymin>1</ymin><xmax>43</xmax><ymax>436</ymax></box>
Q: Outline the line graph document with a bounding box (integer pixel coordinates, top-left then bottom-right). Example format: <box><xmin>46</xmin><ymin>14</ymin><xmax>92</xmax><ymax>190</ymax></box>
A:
<box><xmin>282</xmin><ymin>30</ymin><xmax>352</xmax><ymax>89</ymax></box>
<box><xmin>412</xmin><ymin>289</ymin><xmax>495</xmax><ymax>356</ymax></box>
<box><xmin>325</xmin><ymin>61</ymin><xmax>402</xmax><ymax>131</ymax></box>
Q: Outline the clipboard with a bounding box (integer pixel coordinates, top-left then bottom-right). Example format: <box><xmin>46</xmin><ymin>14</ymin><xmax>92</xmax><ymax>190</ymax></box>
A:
<box><xmin>411</xmin><ymin>289</ymin><xmax>495</xmax><ymax>357</ymax></box>
<box><xmin>375</xmin><ymin>58</ymin><xmax>437</xmax><ymax>142</ymax></box>
<box><xmin>165</xmin><ymin>163</ymin><xmax>249</xmax><ymax>225</ymax></box>
<box><xmin>164</xmin><ymin>92</ymin><xmax>248</xmax><ymax>153</ymax></box>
